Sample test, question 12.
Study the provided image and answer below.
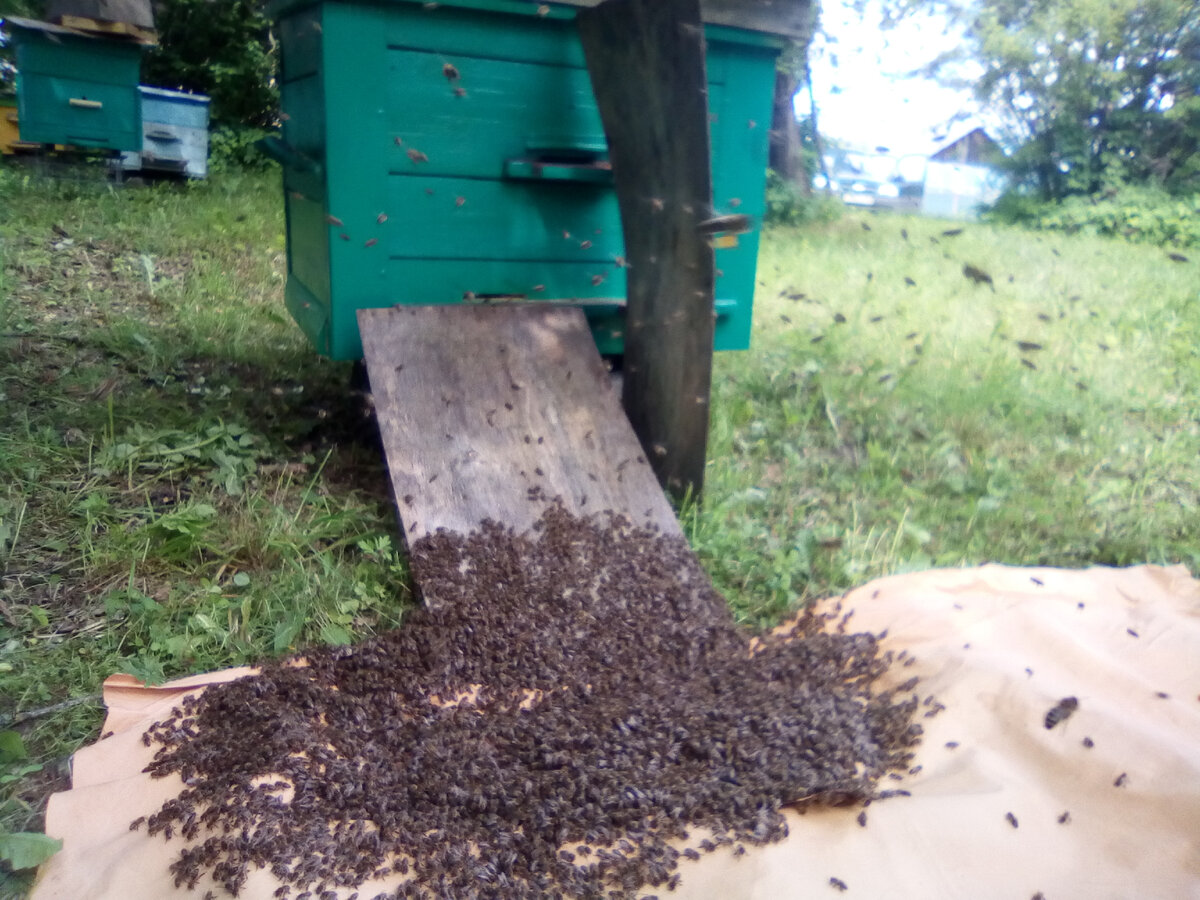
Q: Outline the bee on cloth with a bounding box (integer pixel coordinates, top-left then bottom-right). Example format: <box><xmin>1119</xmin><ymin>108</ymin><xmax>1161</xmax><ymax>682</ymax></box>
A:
<box><xmin>1044</xmin><ymin>697</ymin><xmax>1079</xmax><ymax>729</ymax></box>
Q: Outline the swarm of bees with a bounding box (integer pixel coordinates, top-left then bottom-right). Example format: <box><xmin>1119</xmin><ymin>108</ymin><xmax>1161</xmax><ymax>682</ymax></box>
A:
<box><xmin>135</xmin><ymin>505</ymin><xmax>923</xmax><ymax>899</ymax></box>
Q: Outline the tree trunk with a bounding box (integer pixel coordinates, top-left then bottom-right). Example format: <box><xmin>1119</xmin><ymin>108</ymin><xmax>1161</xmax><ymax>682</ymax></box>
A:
<box><xmin>578</xmin><ymin>0</ymin><xmax>715</xmax><ymax>500</ymax></box>
<box><xmin>769</xmin><ymin>68</ymin><xmax>801</xmax><ymax>180</ymax></box>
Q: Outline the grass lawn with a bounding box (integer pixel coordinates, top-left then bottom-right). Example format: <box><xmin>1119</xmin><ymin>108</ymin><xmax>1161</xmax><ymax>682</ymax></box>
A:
<box><xmin>1</xmin><ymin>164</ymin><xmax>1198</xmax><ymax>894</ymax></box>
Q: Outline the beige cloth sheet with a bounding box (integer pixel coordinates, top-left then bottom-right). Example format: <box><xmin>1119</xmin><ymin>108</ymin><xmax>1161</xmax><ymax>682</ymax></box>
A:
<box><xmin>31</xmin><ymin>564</ymin><xmax>1200</xmax><ymax>899</ymax></box>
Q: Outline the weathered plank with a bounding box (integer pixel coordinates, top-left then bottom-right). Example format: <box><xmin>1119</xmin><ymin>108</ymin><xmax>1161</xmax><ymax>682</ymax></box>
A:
<box><xmin>548</xmin><ymin>0</ymin><xmax>811</xmax><ymax>40</ymax></box>
<box><xmin>578</xmin><ymin>0</ymin><xmax>715</xmax><ymax>499</ymax></box>
<box><xmin>358</xmin><ymin>304</ymin><xmax>681</xmax><ymax>543</ymax></box>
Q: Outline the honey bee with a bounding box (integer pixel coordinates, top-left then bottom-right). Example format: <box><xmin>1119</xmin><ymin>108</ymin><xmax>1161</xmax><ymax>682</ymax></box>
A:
<box><xmin>407</xmin><ymin>148</ymin><xmax>429</xmax><ymax>163</ymax></box>
<box><xmin>325</xmin><ymin>214</ymin><xmax>343</xmax><ymax>226</ymax></box>
<box><xmin>364</xmin><ymin>238</ymin><xmax>378</xmax><ymax>248</ymax></box>
<box><xmin>1082</xmin><ymin>736</ymin><xmax>1094</xmax><ymax>748</ymax></box>
<box><xmin>580</xmin><ymin>240</ymin><xmax>592</xmax><ymax>249</ymax></box>
<box><xmin>1113</xmin><ymin>772</ymin><xmax>1127</xmax><ymax>788</ymax></box>
<box><xmin>532</xmin><ymin>284</ymin><xmax>545</xmax><ymax>292</ymax></box>
<box><xmin>1044</xmin><ymin>697</ymin><xmax>1079</xmax><ymax>729</ymax></box>
<box><xmin>1005</xmin><ymin>812</ymin><xmax>1019</xmax><ymax>829</ymax></box>
<box><xmin>537</xmin><ymin>4</ymin><xmax>550</xmax><ymax>14</ymax></box>
<box><xmin>377</xmin><ymin>212</ymin><xmax>388</xmax><ymax>224</ymax></box>
<box><xmin>453</xmin><ymin>87</ymin><xmax>467</xmax><ymax>97</ymax></box>
<box><xmin>1057</xmin><ymin>811</ymin><xmax>1070</xmax><ymax>824</ymax></box>
<box><xmin>339</xmin><ymin>233</ymin><xmax>349</xmax><ymax>241</ymax></box>
<box><xmin>856</xmin><ymin>811</ymin><xmax>867</xmax><ymax>827</ymax></box>
<box><xmin>829</xmin><ymin>877</ymin><xmax>848</xmax><ymax>891</ymax></box>
<box><xmin>729</xmin><ymin>198</ymin><xmax>742</xmax><ymax>208</ymax></box>
<box><xmin>591</xmin><ymin>274</ymin><xmax>606</xmax><ymax>286</ymax></box>
<box><xmin>442</xmin><ymin>63</ymin><xmax>459</xmax><ymax>81</ymax></box>
<box><xmin>455</xmin><ymin>197</ymin><xmax>466</xmax><ymax>207</ymax></box>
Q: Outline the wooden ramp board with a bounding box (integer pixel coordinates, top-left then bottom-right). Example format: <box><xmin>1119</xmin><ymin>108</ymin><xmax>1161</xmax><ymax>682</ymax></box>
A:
<box><xmin>358</xmin><ymin>304</ymin><xmax>682</xmax><ymax>542</ymax></box>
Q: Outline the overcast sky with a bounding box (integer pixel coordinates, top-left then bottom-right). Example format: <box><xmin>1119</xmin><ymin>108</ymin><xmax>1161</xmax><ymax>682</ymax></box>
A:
<box><xmin>805</xmin><ymin>0</ymin><xmax>984</xmax><ymax>156</ymax></box>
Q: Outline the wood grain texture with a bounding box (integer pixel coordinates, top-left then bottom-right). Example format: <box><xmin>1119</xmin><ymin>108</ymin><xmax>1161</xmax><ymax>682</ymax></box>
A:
<box><xmin>358</xmin><ymin>304</ymin><xmax>681</xmax><ymax>543</ymax></box>
<box><xmin>578</xmin><ymin>0</ymin><xmax>715</xmax><ymax>499</ymax></box>
<box><xmin>546</xmin><ymin>0</ymin><xmax>810</xmax><ymax>39</ymax></box>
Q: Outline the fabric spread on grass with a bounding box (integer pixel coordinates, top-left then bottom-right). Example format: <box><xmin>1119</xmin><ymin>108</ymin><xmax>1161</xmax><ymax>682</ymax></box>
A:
<box><xmin>31</xmin><ymin>550</ymin><xmax>1200</xmax><ymax>899</ymax></box>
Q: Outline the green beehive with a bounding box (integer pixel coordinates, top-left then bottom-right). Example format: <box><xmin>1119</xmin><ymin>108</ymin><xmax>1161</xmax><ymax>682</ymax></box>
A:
<box><xmin>7</xmin><ymin>17</ymin><xmax>144</xmax><ymax>152</ymax></box>
<box><xmin>267</xmin><ymin>0</ymin><xmax>794</xmax><ymax>360</ymax></box>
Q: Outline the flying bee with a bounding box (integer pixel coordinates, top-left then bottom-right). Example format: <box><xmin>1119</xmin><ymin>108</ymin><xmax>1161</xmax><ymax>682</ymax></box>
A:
<box><xmin>580</xmin><ymin>240</ymin><xmax>592</xmax><ymax>249</ymax></box>
<box><xmin>1113</xmin><ymin>772</ymin><xmax>1128</xmax><ymax>788</ymax></box>
<box><xmin>407</xmin><ymin>148</ymin><xmax>429</xmax><ymax>163</ymax></box>
<box><xmin>364</xmin><ymin>238</ymin><xmax>378</xmax><ymax>248</ymax></box>
<box><xmin>443</xmin><ymin>63</ymin><xmax>459</xmax><ymax>81</ymax></box>
<box><xmin>377</xmin><ymin>212</ymin><xmax>388</xmax><ymax>224</ymax></box>
<box><xmin>1057</xmin><ymin>811</ymin><xmax>1070</xmax><ymax>824</ymax></box>
<box><xmin>325</xmin><ymin>214</ymin><xmax>343</xmax><ymax>226</ymax></box>
<box><xmin>829</xmin><ymin>877</ymin><xmax>848</xmax><ymax>891</ymax></box>
<box><xmin>1005</xmin><ymin>812</ymin><xmax>1019</xmax><ymax>829</ymax></box>
<box><xmin>1044</xmin><ymin>696</ymin><xmax>1079</xmax><ymax>729</ymax></box>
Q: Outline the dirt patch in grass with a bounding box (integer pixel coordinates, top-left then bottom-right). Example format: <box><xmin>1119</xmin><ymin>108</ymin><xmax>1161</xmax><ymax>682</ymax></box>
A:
<box><xmin>6</xmin><ymin>229</ymin><xmax>195</xmax><ymax>328</ymax></box>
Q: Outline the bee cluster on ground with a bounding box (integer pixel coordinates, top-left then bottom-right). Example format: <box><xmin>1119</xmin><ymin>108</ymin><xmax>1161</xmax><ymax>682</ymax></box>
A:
<box><xmin>135</xmin><ymin>505</ymin><xmax>924</xmax><ymax>899</ymax></box>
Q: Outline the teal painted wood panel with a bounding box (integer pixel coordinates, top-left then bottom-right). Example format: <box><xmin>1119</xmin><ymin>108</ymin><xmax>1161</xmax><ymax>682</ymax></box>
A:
<box><xmin>386</xmin><ymin>48</ymin><xmax>610</xmax><ymax>180</ymax></box>
<box><xmin>382</xmin><ymin>176</ymin><xmax>622</xmax><ymax>263</ymax></box>
<box><xmin>708</xmin><ymin>43</ymin><xmax>778</xmax><ymax>352</ymax></box>
<box><xmin>271</xmin><ymin>0</ymin><xmax>782</xmax><ymax>360</ymax></box>
<box><xmin>12</xmin><ymin>27</ymin><xmax>142</xmax><ymax>150</ymax></box>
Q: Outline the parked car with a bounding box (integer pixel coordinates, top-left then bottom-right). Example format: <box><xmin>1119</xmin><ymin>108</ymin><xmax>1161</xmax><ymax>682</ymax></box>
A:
<box><xmin>816</xmin><ymin>151</ymin><xmax>924</xmax><ymax>211</ymax></box>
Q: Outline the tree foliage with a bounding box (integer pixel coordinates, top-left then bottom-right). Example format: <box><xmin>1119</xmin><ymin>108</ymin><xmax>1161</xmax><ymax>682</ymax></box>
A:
<box><xmin>142</xmin><ymin>0</ymin><xmax>277</xmax><ymax>127</ymax></box>
<box><xmin>878</xmin><ymin>0</ymin><xmax>1200</xmax><ymax>199</ymax></box>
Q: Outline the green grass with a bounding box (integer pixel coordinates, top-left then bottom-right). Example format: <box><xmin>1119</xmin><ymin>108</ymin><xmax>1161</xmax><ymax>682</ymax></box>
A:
<box><xmin>692</xmin><ymin>213</ymin><xmax>1200</xmax><ymax>625</ymax></box>
<box><xmin>0</xmin><ymin>165</ymin><xmax>407</xmax><ymax>895</ymax></box>
<box><xmin>1</xmin><ymin>163</ymin><xmax>1198</xmax><ymax>894</ymax></box>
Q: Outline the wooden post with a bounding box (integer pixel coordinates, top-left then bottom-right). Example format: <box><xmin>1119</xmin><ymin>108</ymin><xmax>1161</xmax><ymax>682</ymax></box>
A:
<box><xmin>578</xmin><ymin>0</ymin><xmax>715</xmax><ymax>500</ymax></box>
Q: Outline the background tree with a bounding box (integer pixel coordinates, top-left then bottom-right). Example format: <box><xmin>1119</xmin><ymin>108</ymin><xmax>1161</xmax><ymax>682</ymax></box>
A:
<box><xmin>880</xmin><ymin>0</ymin><xmax>1200</xmax><ymax>198</ymax></box>
<box><xmin>974</xmin><ymin>0</ymin><xmax>1199</xmax><ymax>197</ymax></box>
<box><xmin>759</xmin><ymin>0</ymin><xmax>820</xmax><ymax>190</ymax></box>
<box><xmin>142</xmin><ymin>0</ymin><xmax>277</xmax><ymax>127</ymax></box>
